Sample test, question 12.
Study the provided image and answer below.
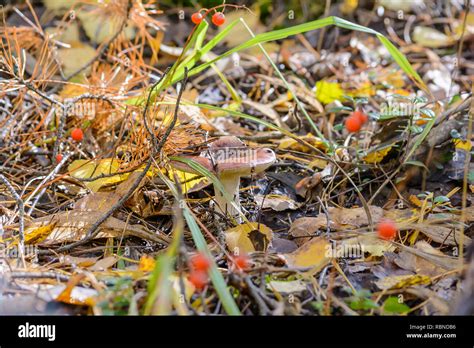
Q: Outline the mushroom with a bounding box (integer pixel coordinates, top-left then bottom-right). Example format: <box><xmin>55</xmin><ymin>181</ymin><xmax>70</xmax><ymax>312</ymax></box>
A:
<box><xmin>171</xmin><ymin>136</ymin><xmax>276</xmax><ymax>221</ymax></box>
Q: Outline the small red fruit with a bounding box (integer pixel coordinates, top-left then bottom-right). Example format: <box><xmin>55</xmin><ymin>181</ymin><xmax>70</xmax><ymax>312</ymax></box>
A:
<box><xmin>211</xmin><ymin>12</ymin><xmax>225</xmax><ymax>26</ymax></box>
<box><xmin>188</xmin><ymin>270</ymin><xmax>208</xmax><ymax>291</ymax></box>
<box><xmin>55</xmin><ymin>154</ymin><xmax>63</xmax><ymax>163</ymax></box>
<box><xmin>233</xmin><ymin>254</ymin><xmax>250</xmax><ymax>271</ymax></box>
<box><xmin>345</xmin><ymin>115</ymin><xmax>362</xmax><ymax>133</ymax></box>
<box><xmin>71</xmin><ymin>128</ymin><xmax>84</xmax><ymax>142</ymax></box>
<box><xmin>353</xmin><ymin>110</ymin><xmax>368</xmax><ymax>124</ymax></box>
<box><xmin>191</xmin><ymin>12</ymin><xmax>203</xmax><ymax>25</ymax></box>
<box><xmin>190</xmin><ymin>252</ymin><xmax>210</xmax><ymax>272</ymax></box>
<box><xmin>377</xmin><ymin>219</ymin><xmax>397</xmax><ymax>240</ymax></box>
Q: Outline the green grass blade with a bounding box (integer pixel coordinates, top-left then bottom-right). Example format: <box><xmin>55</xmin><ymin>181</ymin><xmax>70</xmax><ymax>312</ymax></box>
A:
<box><xmin>183</xmin><ymin>208</ymin><xmax>241</xmax><ymax>315</ymax></box>
<box><xmin>185</xmin><ymin>16</ymin><xmax>428</xmax><ymax>93</ymax></box>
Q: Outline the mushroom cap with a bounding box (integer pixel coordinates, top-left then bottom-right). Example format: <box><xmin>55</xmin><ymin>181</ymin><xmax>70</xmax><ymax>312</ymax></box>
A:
<box><xmin>170</xmin><ymin>136</ymin><xmax>276</xmax><ymax>177</ymax></box>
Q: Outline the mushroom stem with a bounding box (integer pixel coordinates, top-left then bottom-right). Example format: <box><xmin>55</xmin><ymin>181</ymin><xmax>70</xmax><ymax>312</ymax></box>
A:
<box><xmin>214</xmin><ymin>174</ymin><xmax>241</xmax><ymax>221</ymax></box>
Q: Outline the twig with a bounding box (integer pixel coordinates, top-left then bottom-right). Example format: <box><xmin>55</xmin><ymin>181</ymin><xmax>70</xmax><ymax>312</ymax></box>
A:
<box><xmin>0</xmin><ymin>173</ymin><xmax>25</xmax><ymax>265</ymax></box>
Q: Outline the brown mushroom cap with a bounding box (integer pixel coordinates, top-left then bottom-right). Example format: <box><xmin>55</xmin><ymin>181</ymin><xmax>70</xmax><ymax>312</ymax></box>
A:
<box><xmin>171</xmin><ymin>136</ymin><xmax>276</xmax><ymax>177</ymax></box>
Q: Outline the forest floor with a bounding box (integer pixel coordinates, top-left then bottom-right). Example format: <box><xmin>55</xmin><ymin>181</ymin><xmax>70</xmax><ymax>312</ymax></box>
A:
<box><xmin>0</xmin><ymin>0</ymin><xmax>473</xmax><ymax>316</ymax></box>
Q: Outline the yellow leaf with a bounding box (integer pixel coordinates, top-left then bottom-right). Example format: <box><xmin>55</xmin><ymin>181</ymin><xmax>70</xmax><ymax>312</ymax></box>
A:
<box><xmin>170</xmin><ymin>274</ymin><xmax>195</xmax><ymax>315</ymax></box>
<box><xmin>68</xmin><ymin>158</ymin><xmax>129</xmax><ymax>192</ymax></box>
<box><xmin>169</xmin><ymin>169</ymin><xmax>207</xmax><ymax>194</ymax></box>
<box><xmin>24</xmin><ymin>223</ymin><xmax>56</xmax><ymax>245</ymax></box>
<box><xmin>57</xmin><ymin>42</ymin><xmax>97</xmax><ymax>78</ymax></box>
<box><xmin>225</xmin><ymin>222</ymin><xmax>273</xmax><ymax>254</ymax></box>
<box><xmin>77</xmin><ymin>9</ymin><xmax>135</xmax><ymax>44</ymax></box>
<box><xmin>454</xmin><ymin>139</ymin><xmax>472</xmax><ymax>151</ymax></box>
<box><xmin>375</xmin><ymin>274</ymin><xmax>431</xmax><ymax>290</ymax></box>
<box><xmin>283</xmin><ymin>237</ymin><xmax>331</xmax><ymax>274</ymax></box>
<box><xmin>315</xmin><ymin>81</ymin><xmax>344</xmax><ymax>105</ymax></box>
<box><xmin>348</xmin><ymin>81</ymin><xmax>376</xmax><ymax>97</ymax></box>
<box><xmin>409</xmin><ymin>195</ymin><xmax>423</xmax><ymax>207</ymax></box>
<box><xmin>340</xmin><ymin>0</ymin><xmax>358</xmax><ymax>14</ymax></box>
<box><xmin>138</xmin><ymin>255</ymin><xmax>156</xmax><ymax>272</ymax></box>
<box><xmin>342</xmin><ymin>234</ymin><xmax>395</xmax><ymax>257</ymax></box>
<box><xmin>278</xmin><ymin>133</ymin><xmax>328</xmax><ymax>152</ymax></box>
<box><xmin>363</xmin><ymin>146</ymin><xmax>392</xmax><ymax>164</ymax></box>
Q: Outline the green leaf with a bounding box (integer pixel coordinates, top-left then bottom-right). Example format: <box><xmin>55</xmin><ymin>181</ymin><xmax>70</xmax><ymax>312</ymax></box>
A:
<box><xmin>434</xmin><ymin>195</ymin><xmax>450</xmax><ymax>204</ymax></box>
<box><xmin>382</xmin><ymin>296</ymin><xmax>410</xmax><ymax>314</ymax></box>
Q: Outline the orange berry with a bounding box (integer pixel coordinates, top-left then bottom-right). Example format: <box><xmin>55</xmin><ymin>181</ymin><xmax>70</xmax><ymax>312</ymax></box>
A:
<box><xmin>188</xmin><ymin>270</ymin><xmax>208</xmax><ymax>291</ymax></box>
<box><xmin>345</xmin><ymin>115</ymin><xmax>362</xmax><ymax>133</ymax></box>
<box><xmin>211</xmin><ymin>12</ymin><xmax>225</xmax><ymax>26</ymax></box>
<box><xmin>71</xmin><ymin>128</ymin><xmax>84</xmax><ymax>142</ymax></box>
<box><xmin>233</xmin><ymin>254</ymin><xmax>250</xmax><ymax>271</ymax></box>
<box><xmin>191</xmin><ymin>12</ymin><xmax>203</xmax><ymax>24</ymax></box>
<box><xmin>377</xmin><ymin>219</ymin><xmax>397</xmax><ymax>240</ymax></box>
<box><xmin>353</xmin><ymin>110</ymin><xmax>368</xmax><ymax>124</ymax></box>
<box><xmin>55</xmin><ymin>154</ymin><xmax>63</xmax><ymax>163</ymax></box>
<box><xmin>190</xmin><ymin>252</ymin><xmax>211</xmax><ymax>272</ymax></box>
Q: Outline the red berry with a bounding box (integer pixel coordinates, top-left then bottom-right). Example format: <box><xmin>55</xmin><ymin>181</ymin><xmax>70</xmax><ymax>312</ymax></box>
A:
<box><xmin>188</xmin><ymin>270</ymin><xmax>208</xmax><ymax>291</ymax></box>
<box><xmin>377</xmin><ymin>219</ymin><xmax>397</xmax><ymax>240</ymax></box>
<box><xmin>190</xmin><ymin>252</ymin><xmax>210</xmax><ymax>272</ymax></box>
<box><xmin>71</xmin><ymin>128</ymin><xmax>84</xmax><ymax>142</ymax></box>
<box><xmin>55</xmin><ymin>154</ymin><xmax>63</xmax><ymax>163</ymax></box>
<box><xmin>233</xmin><ymin>254</ymin><xmax>250</xmax><ymax>271</ymax></box>
<box><xmin>191</xmin><ymin>12</ymin><xmax>203</xmax><ymax>25</ymax></box>
<box><xmin>211</xmin><ymin>12</ymin><xmax>225</xmax><ymax>26</ymax></box>
<box><xmin>345</xmin><ymin>115</ymin><xmax>362</xmax><ymax>133</ymax></box>
<box><xmin>353</xmin><ymin>110</ymin><xmax>368</xmax><ymax>124</ymax></box>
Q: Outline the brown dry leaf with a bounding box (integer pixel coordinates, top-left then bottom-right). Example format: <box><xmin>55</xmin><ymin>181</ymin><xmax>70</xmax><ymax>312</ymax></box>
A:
<box><xmin>59</xmin><ymin>255</ymin><xmax>99</xmax><ymax>268</ymax></box>
<box><xmin>254</xmin><ymin>194</ymin><xmax>300</xmax><ymax>212</ymax></box>
<box><xmin>394</xmin><ymin>241</ymin><xmax>449</xmax><ymax>276</ymax></box>
<box><xmin>57</xmin><ymin>42</ymin><xmax>97</xmax><ymax>78</ymax></box>
<box><xmin>402</xmin><ymin>222</ymin><xmax>472</xmax><ymax>246</ymax></box>
<box><xmin>289</xmin><ymin>215</ymin><xmax>332</xmax><ymax>246</ymax></box>
<box><xmin>283</xmin><ymin>237</ymin><xmax>331</xmax><ymax>273</ymax></box>
<box><xmin>329</xmin><ymin>206</ymin><xmax>384</xmax><ymax>227</ymax></box>
<box><xmin>88</xmin><ymin>256</ymin><xmax>118</xmax><ymax>271</ymax></box>
<box><xmin>375</xmin><ymin>274</ymin><xmax>431</xmax><ymax>290</ymax></box>
<box><xmin>342</xmin><ymin>234</ymin><xmax>395</xmax><ymax>257</ymax></box>
<box><xmin>25</xmin><ymin>210</ymin><xmax>170</xmax><ymax>246</ymax></box>
<box><xmin>225</xmin><ymin>222</ymin><xmax>273</xmax><ymax>253</ymax></box>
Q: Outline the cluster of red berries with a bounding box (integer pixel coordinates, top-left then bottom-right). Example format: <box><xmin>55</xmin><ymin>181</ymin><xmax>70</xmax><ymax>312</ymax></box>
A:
<box><xmin>55</xmin><ymin>128</ymin><xmax>84</xmax><ymax>163</ymax></box>
<box><xmin>188</xmin><ymin>252</ymin><xmax>211</xmax><ymax>291</ymax></box>
<box><xmin>187</xmin><ymin>252</ymin><xmax>251</xmax><ymax>291</ymax></box>
<box><xmin>345</xmin><ymin>110</ymin><xmax>368</xmax><ymax>133</ymax></box>
<box><xmin>191</xmin><ymin>11</ymin><xmax>226</xmax><ymax>26</ymax></box>
<box><xmin>376</xmin><ymin>219</ymin><xmax>397</xmax><ymax>240</ymax></box>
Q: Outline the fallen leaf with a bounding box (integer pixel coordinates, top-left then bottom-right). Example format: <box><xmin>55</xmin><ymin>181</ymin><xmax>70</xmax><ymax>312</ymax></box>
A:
<box><xmin>69</xmin><ymin>158</ymin><xmax>128</xmax><ymax>192</ymax></box>
<box><xmin>278</xmin><ymin>133</ymin><xmax>328</xmax><ymax>153</ymax></box>
<box><xmin>57</xmin><ymin>42</ymin><xmax>97</xmax><ymax>78</ymax></box>
<box><xmin>289</xmin><ymin>216</ymin><xmax>331</xmax><ymax>246</ymax></box>
<box><xmin>342</xmin><ymin>234</ymin><xmax>395</xmax><ymax>257</ymax></box>
<box><xmin>267</xmin><ymin>280</ymin><xmax>307</xmax><ymax>294</ymax></box>
<box><xmin>254</xmin><ymin>194</ymin><xmax>300</xmax><ymax>211</ymax></box>
<box><xmin>88</xmin><ymin>256</ymin><xmax>118</xmax><ymax>271</ymax></box>
<box><xmin>315</xmin><ymin>80</ymin><xmax>344</xmax><ymax>104</ymax></box>
<box><xmin>394</xmin><ymin>241</ymin><xmax>449</xmax><ymax>276</ymax></box>
<box><xmin>330</xmin><ymin>206</ymin><xmax>384</xmax><ymax>227</ymax></box>
<box><xmin>412</xmin><ymin>26</ymin><xmax>456</xmax><ymax>48</ymax></box>
<box><xmin>376</xmin><ymin>274</ymin><xmax>431</xmax><ymax>290</ymax></box>
<box><xmin>283</xmin><ymin>237</ymin><xmax>331</xmax><ymax>273</ymax></box>
<box><xmin>225</xmin><ymin>222</ymin><xmax>273</xmax><ymax>253</ymax></box>
<box><xmin>139</xmin><ymin>255</ymin><xmax>156</xmax><ymax>272</ymax></box>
